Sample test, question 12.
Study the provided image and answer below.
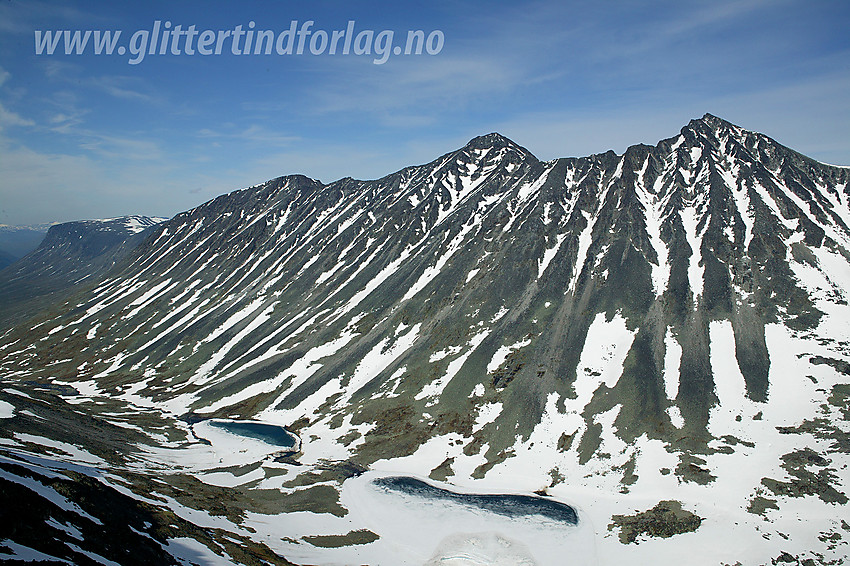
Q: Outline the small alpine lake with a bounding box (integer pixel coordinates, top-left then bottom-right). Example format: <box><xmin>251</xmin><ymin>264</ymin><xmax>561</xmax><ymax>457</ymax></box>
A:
<box><xmin>188</xmin><ymin>418</ymin><xmax>301</xmax><ymax>470</ymax></box>
<box><xmin>206</xmin><ymin>419</ymin><xmax>299</xmax><ymax>449</ymax></box>
<box><xmin>334</xmin><ymin>471</ymin><xmax>596</xmax><ymax>565</ymax></box>
<box><xmin>373</xmin><ymin>475</ymin><xmax>579</xmax><ymax>524</ymax></box>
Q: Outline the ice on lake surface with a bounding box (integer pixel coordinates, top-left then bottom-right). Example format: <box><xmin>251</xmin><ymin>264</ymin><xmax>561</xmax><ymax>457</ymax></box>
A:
<box><xmin>206</xmin><ymin>419</ymin><xmax>298</xmax><ymax>448</ymax></box>
<box><xmin>336</xmin><ymin>472</ymin><xmax>596</xmax><ymax>566</ymax></box>
<box><xmin>187</xmin><ymin>419</ymin><xmax>300</xmax><ymax>471</ymax></box>
<box><xmin>424</xmin><ymin>532</ymin><xmax>538</xmax><ymax>566</ymax></box>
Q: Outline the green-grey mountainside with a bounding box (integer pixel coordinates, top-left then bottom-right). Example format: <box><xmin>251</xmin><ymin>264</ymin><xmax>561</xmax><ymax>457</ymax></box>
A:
<box><xmin>1</xmin><ymin>115</ymin><xmax>849</xmax><ymax>565</ymax></box>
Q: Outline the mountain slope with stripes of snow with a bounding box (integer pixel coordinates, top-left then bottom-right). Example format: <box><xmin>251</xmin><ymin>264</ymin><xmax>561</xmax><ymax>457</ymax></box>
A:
<box><xmin>1</xmin><ymin>114</ymin><xmax>849</xmax><ymax>565</ymax></box>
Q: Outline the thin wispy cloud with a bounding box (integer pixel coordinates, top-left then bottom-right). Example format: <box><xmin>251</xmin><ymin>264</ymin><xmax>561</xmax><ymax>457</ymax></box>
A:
<box><xmin>88</xmin><ymin>75</ymin><xmax>159</xmax><ymax>103</ymax></box>
<box><xmin>197</xmin><ymin>124</ymin><xmax>300</xmax><ymax>147</ymax></box>
<box><xmin>77</xmin><ymin>133</ymin><xmax>164</xmax><ymax>161</ymax></box>
<box><xmin>41</xmin><ymin>61</ymin><xmax>162</xmax><ymax>104</ymax></box>
<box><xmin>0</xmin><ymin>102</ymin><xmax>34</xmax><ymax>130</ymax></box>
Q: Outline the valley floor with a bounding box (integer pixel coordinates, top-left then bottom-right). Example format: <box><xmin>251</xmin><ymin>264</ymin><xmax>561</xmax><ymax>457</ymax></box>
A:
<box><xmin>1</xmin><ymin>368</ymin><xmax>848</xmax><ymax>566</ymax></box>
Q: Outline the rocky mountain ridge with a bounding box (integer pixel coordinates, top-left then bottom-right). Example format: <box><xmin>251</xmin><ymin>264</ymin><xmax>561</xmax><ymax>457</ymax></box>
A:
<box><xmin>1</xmin><ymin>115</ymin><xmax>848</xmax><ymax>565</ymax></box>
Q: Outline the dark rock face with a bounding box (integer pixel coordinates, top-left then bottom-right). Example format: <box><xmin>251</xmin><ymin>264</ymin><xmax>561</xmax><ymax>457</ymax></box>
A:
<box><xmin>609</xmin><ymin>500</ymin><xmax>703</xmax><ymax>543</ymax></box>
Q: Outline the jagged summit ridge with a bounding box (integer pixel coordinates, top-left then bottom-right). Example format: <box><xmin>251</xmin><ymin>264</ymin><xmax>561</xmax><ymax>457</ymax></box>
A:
<box><xmin>5</xmin><ymin>115</ymin><xmax>848</xmax><ymax>435</ymax></box>
<box><xmin>2</xmin><ymin>115</ymin><xmax>850</xmax><ymax>564</ymax></box>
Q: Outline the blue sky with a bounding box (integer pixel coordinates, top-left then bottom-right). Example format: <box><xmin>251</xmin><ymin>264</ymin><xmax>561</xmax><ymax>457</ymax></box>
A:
<box><xmin>0</xmin><ymin>0</ymin><xmax>848</xmax><ymax>225</ymax></box>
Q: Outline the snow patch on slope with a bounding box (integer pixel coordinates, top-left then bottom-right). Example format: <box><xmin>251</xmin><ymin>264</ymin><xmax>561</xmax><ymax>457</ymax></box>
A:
<box><xmin>571</xmin><ymin>312</ymin><xmax>637</xmax><ymax>410</ymax></box>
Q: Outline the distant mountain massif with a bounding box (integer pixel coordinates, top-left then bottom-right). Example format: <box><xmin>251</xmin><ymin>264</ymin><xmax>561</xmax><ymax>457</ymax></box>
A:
<box><xmin>0</xmin><ymin>223</ymin><xmax>52</xmax><ymax>270</ymax></box>
<box><xmin>0</xmin><ymin>216</ymin><xmax>167</xmax><ymax>325</ymax></box>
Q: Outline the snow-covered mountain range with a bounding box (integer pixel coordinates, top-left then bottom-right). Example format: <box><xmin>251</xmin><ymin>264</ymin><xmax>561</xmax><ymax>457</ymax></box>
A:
<box><xmin>1</xmin><ymin>115</ymin><xmax>848</xmax><ymax>565</ymax></box>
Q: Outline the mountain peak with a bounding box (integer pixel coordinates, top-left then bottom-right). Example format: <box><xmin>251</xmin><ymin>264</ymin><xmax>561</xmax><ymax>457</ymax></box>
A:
<box><xmin>463</xmin><ymin>132</ymin><xmax>533</xmax><ymax>155</ymax></box>
<box><xmin>686</xmin><ymin>112</ymin><xmax>736</xmax><ymax>133</ymax></box>
<box><xmin>467</xmin><ymin>131</ymin><xmax>513</xmax><ymax>146</ymax></box>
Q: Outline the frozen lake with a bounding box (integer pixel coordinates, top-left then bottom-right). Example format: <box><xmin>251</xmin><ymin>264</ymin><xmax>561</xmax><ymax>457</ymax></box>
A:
<box><xmin>374</xmin><ymin>476</ymin><xmax>579</xmax><ymax>524</ymax></box>
<box><xmin>206</xmin><ymin>419</ymin><xmax>298</xmax><ymax>449</ymax></box>
<box><xmin>182</xmin><ymin>421</ymin><xmax>595</xmax><ymax>564</ymax></box>
<box><xmin>186</xmin><ymin>418</ymin><xmax>300</xmax><ymax>471</ymax></box>
<box><xmin>331</xmin><ymin>471</ymin><xmax>597</xmax><ymax>565</ymax></box>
